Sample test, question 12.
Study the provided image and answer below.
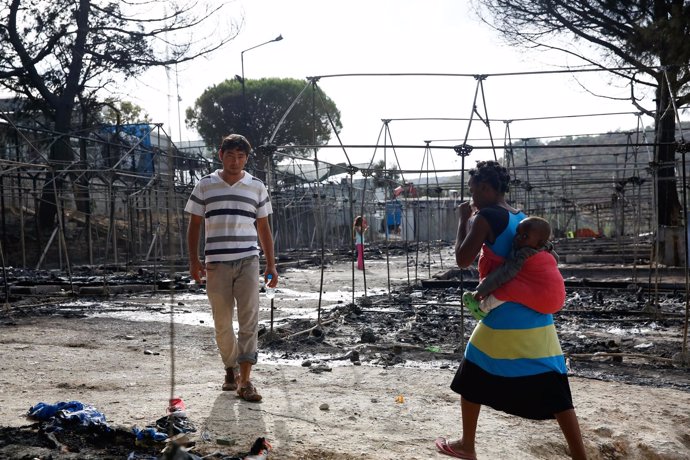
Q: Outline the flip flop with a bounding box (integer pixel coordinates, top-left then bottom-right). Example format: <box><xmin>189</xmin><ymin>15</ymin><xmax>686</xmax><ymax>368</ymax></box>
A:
<box><xmin>462</xmin><ymin>292</ymin><xmax>487</xmax><ymax>321</ymax></box>
<box><xmin>435</xmin><ymin>437</ymin><xmax>477</xmax><ymax>460</ymax></box>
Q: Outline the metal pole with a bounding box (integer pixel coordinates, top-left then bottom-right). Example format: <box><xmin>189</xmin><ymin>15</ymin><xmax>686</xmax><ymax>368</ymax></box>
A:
<box><xmin>240</xmin><ymin>35</ymin><xmax>283</xmax><ymax>133</ymax></box>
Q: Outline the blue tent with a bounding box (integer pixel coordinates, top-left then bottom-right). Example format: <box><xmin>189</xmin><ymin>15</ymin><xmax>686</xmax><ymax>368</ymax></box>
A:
<box><xmin>100</xmin><ymin>123</ymin><xmax>155</xmax><ymax>175</ymax></box>
<box><xmin>385</xmin><ymin>200</ymin><xmax>402</xmax><ymax>236</ymax></box>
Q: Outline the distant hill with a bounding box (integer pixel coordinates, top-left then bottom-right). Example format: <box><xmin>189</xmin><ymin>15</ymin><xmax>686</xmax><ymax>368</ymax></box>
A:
<box><xmin>348</xmin><ymin>121</ymin><xmax>689</xmax><ymax>236</ymax></box>
<box><xmin>506</xmin><ymin>121</ymin><xmax>690</xmax><ymax>196</ymax></box>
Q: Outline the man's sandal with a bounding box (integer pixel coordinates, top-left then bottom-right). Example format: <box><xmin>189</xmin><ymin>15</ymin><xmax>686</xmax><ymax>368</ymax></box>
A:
<box><xmin>222</xmin><ymin>367</ymin><xmax>239</xmax><ymax>392</ymax></box>
<box><xmin>462</xmin><ymin>292</ymin><xmax>487</xmax><ymax>321</ymax></box>
<box><xmin>237</xmin><ymin>381</ymin><xmax>262</xmax><ymax>402</ymax></box>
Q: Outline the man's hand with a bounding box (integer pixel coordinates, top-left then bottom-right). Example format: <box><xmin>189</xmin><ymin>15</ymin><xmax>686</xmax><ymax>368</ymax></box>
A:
<box><xmin>189</xmin><ymin>259</ymin><xmax>206</xmax><ymax>284</ymax></box>
<box><xmin>187</xmin><ymin>214</ymin><xmax>205</xmax><ymax>283</ymax></box>
<box><xmin>264</xmin><ymin>266</ymin><xmax>278</xmax><ymax>287</ymax></box>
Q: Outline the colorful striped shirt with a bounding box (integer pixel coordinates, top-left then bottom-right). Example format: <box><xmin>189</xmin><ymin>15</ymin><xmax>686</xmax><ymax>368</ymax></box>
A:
<box><xmin>467</xmin><ymin>207</ymin><xmax>568</xmax><ymax>378</ymax></box>
<box><xmin>184</xmin><ymin>170</ymin><xmax>272</xmax><ymax>263</ymax></box>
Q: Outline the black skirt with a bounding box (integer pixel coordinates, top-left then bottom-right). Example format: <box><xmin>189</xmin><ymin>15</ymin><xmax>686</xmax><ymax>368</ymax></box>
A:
<box><xmin>451</xmin><ymin>359</ymin><xmax>575</xmax><ymax>420</ymax></box>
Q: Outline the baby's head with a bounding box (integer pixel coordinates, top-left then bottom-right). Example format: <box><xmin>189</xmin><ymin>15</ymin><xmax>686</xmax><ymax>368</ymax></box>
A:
<box><xmin>515</xmin><ymin>217</ymin><xmax>551</xmax><ymax>249</ymax></box>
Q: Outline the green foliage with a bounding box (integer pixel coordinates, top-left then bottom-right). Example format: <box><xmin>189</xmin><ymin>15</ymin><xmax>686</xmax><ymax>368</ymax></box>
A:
<box><xmin>186</xmin><ymin>77</ymin><xmax>342</xmax><ymax>174</ymax></box>
<box><xmin>100</xmin><ymin>99</ymin><xmax>151</xmax><ymax>125</ymax></box>
<box><xmin>369</xmin><ymin>159</ymin><xmax>401</xmax><ymax>190</ymax></box>
<box><xmin>0</xmin><ymin>0</ymin><xmax>234</xmax><ymax>122</ymax></box>
<box><xmin>0</xmin><ymin>0</ymin><xmax>235</xmax><ymax>228</ymax></box>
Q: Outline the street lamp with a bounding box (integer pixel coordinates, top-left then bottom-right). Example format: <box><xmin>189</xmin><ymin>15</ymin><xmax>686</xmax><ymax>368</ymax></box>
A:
<box><xmin>240</xmin><ymin>34</ymin><xmax>283</xmax><ymax>131</ymax></box>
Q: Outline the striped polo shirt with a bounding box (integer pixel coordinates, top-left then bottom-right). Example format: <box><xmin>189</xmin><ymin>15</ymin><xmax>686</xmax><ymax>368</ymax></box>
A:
<box><xmin>184</xmin><ymin>170</ymin><xmax>272</xmax><ymax>263</ymax></box>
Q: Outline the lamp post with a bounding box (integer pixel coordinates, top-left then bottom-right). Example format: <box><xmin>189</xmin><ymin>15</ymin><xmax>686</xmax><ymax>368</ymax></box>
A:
<box><xmin>240</xmin><ymin>34</ymin><xmax>283</xmax><ymax>132</ymax></box>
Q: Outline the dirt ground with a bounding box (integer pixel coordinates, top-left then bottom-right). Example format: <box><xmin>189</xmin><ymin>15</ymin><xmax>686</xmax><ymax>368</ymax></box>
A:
<box><xmin>1</xmin><ymin>247</ymin><xmax>690</xmax><ymax>459</ymax></box>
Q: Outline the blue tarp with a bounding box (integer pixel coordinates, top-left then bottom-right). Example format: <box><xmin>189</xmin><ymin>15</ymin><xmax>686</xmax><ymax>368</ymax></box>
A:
<box><xmin>100</xmin><ymin>123</ymin><xmax>155</xmax><ymax>175</ymax></box>
<box><xmin>27</xmin><ymin>400</ymin><xmax>111</xmax><ymax>432</ymax></box>
<box><xmin>101</xmin><ymin>123</ymin><xmax>153</xmax><ymax>148</ymax></box>
<box><xmin>385</xmin><ymin>200</ymin><xmax>403</xmax><ymax>235</ymax></box>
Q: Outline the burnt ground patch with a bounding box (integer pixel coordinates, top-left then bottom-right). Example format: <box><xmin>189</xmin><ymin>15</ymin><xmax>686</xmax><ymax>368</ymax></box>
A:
<box><xmin>1</xmin><ymin>258</ymin><xmax>689</xmax><ymax>458</ymax></box>
<box><xmin>0</xmin><ymin>424</ymin><xmax>145</xmax><ymax>460</ymax></box>
<box><xmin>257</xmin><ymin>283</ymin><xmax>690</xmax><ymax>391</ymax></box>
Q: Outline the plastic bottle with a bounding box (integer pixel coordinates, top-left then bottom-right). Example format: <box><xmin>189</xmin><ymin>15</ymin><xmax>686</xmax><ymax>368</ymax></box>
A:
<box><xmin>265</xmin><ymin>274</ymin><xmax>275</xmax><ymax>300</ymax></box>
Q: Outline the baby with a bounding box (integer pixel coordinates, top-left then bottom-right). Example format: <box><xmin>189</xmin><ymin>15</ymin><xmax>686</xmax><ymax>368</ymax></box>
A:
<box><xmin>463</xmin><ymin>216</ymin><xmax>559</xmax><ymax>320</ymax></box>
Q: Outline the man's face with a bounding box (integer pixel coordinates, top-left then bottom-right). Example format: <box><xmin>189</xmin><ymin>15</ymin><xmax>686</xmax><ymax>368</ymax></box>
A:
<box><xmin>219</xmin><ymin>147</ymin><xmax>248</xmax><ymax>174</ymax></box>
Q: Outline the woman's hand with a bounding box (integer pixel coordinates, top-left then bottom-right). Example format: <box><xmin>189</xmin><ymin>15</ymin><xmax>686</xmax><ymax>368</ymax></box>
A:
<box><xmin>455</xmin><ymin>201</ymin><xmax>489</xmax><ymax>268</ymax></box>
<box><xmin>458</xmin><ymin>201</ymin><xmax>473</xmax><ymax>222</ymax></box>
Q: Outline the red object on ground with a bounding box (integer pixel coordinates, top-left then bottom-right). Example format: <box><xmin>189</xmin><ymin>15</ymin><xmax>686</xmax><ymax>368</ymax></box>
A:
<box><xmin>167</xmin><ymin>397</ymin><xmax>186</xmax><ymax>414</ymax></box>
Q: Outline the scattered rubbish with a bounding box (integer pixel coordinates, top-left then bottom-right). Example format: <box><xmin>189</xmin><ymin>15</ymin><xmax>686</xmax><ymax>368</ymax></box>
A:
<box><xmin>395</xmin><ymin>394</ymin><xmax>405</xmax><ymax>404</ymax></box>
<box><xmin>322</xmin><ymin>350</ymin><xmax>360</xmax><ymax>362</ymax></box>
<box><xmin>27</xmin><ymin>400</ymin><xmax>111</xmax><ymax>433</ymax></box>
<box><xmin>672</xmin><ymin>351</ymin><xmax>690</xmax><ymax>367</ymax></box>
<box><xmin>217</xmin><ymin>436</ymin><xmax>237</xmax><ymax>446</ymax></box>
<box><xmin>425</xmin><ymin>346</ymin><xmax>440</xmax><ymax>353</ymax></box>
<box><xmin>168</xmin><ymin>397</ymin><xmax>187</xmax><ymax>416</ymax></box>
<box><xmin>132</xmin><ymin>396</ymin><xmax>197</xmax><ymax>448</ymax></box>
<box><xmin>309</xmin><ymin>364</ymin><xmax>332</xmax><ymax>374</ymax></box>
<box><xmin>132</xmin><ymin>426</ymin><xmax>167</xmax><ymax>443</ymax></box>
<box><xmin>166</xmin><ymin>432</ymin><xmax>194</xmax><ymax>446</ymax></box>
<box><xmin>154</xmin><ymin>412</ymin><xmax>197</xmax><ymax>436</ymax></box>
<box><xmin>360</xmin><ymin>328</ymin><xmax>377</xmax><ymax>343</ymax></box>
<box><xmin>243</xmin><ymin>437</ymin><xmax>271</xmax><ymax>460</ymax></box>
<box><xmin>160</xmin><ymin>442</ymin><xmax>203</xmax><ymax>459</ymax></box>
<box><xmin>127</xmin><ymin>452</ymin><xmax>159</xmax><ymax>460</ymax></box>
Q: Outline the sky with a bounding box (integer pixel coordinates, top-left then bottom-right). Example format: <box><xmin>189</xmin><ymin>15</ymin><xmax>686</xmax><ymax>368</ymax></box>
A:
<box><xmin>123</xmin><ymin>0</ymin><xmax>661</xmax><ymax>173</ymax></box>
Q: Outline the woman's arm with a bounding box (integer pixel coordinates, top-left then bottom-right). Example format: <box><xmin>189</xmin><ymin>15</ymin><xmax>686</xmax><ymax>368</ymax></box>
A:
<box><xmin>455</xmin><ymin>203</ymin><xmax>492</xmax><ymax>268</ymax></box>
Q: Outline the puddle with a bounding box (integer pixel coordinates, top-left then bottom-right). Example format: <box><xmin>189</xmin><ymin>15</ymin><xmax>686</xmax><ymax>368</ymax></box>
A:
<box><xmin>259</xmin><ymin>349</ymin><xmax>459</xmax><ymax>370</ymax></box>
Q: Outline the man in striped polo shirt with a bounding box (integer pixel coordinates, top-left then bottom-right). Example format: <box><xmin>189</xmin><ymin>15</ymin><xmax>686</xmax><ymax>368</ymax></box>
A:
<box><xmin>185</xmin><ymin>134</ymin><xmax>278</xmax><ymax>402</ymax></box>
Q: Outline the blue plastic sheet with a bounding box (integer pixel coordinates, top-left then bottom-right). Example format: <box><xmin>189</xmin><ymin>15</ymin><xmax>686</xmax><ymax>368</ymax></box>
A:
<box><xmin>27</xmin><ymin>401</ymin><xmax>110</xmax><ymax>432</ymax></box>
<box><xmin>132</xmin><ymin>426</ymin><xmax>168</xmax><ymax>442</ymax></box>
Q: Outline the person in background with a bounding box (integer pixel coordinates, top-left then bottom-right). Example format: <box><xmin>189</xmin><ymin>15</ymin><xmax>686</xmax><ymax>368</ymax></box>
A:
<box><xmin>353</xmin><ymin>215</ymin><xmax>368</xmax><ymax>270</ymax></box>
<box><xmin>185</xmin><ymin>133</ymin><xmax>278</xmax><ymax>403</ymax></box>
